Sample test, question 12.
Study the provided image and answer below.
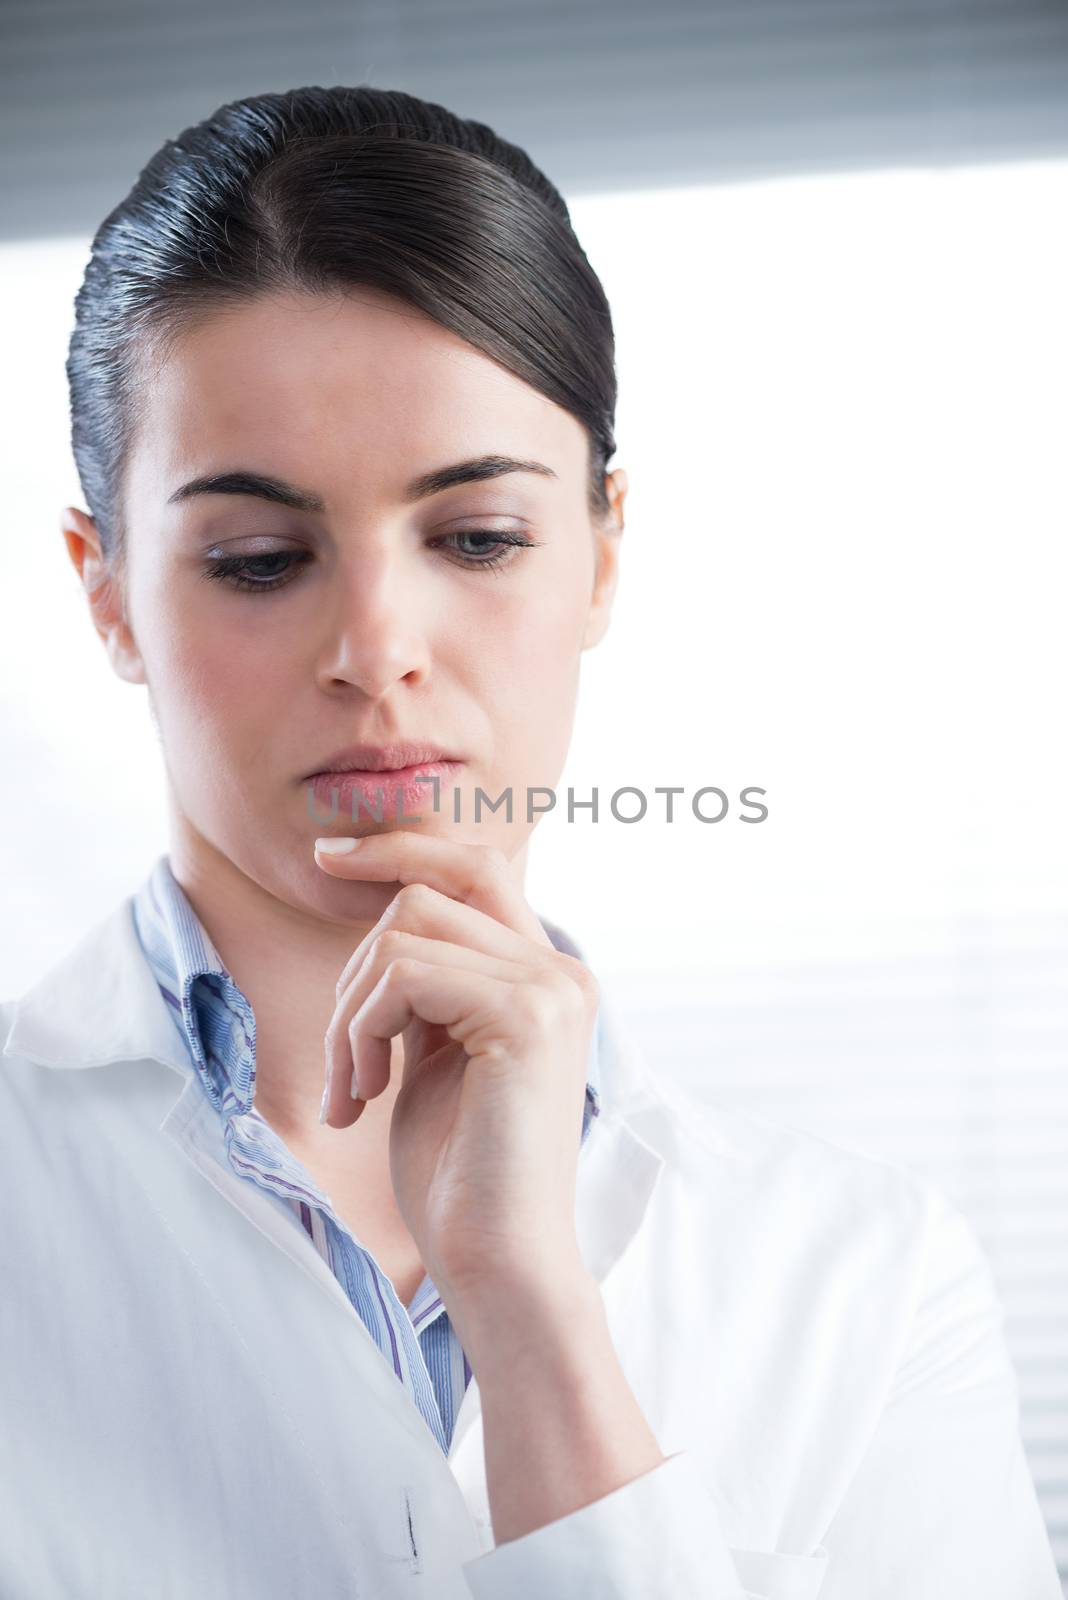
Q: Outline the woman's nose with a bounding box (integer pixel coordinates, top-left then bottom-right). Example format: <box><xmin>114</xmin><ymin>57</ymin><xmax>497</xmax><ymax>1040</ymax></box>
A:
<box><xmin>312</xmin><ymin>552</ymin><xmax>433</xmax><ymax>697</ymax></box>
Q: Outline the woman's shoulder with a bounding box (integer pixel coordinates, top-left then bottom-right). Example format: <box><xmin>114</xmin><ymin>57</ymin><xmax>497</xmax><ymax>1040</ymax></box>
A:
<box><xmin>606</xmin><ymin>1005</ymin><xmax>972</xmax><ymax>1305</ymax></box>
<box><xmin>603</xmin><ymin>990</ymin><xmax>924</xmax><ymax>1187</ymax></box>
<box><xmin>618</xmin><ymin>1035</ymin><xmax>1014</xmax><ymax>1426</ymax></box>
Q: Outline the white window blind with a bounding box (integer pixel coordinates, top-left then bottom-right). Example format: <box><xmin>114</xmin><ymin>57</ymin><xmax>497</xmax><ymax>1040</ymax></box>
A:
<box><xmin>2</xmin><ymin>0</ymin><xmax>1067</xmax><ymax>243</ymax></box>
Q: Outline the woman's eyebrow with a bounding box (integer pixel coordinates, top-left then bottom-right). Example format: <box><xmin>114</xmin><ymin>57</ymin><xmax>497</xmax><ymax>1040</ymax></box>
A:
<box><xmin>165</xmin><ymin>455</ymin><xmax>558</xmax><ymax>512</ymax></box>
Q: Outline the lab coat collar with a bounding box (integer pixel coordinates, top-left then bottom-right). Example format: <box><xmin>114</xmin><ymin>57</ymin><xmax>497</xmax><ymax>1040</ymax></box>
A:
<box><xmin>2</xmin><ymin>893</ymin><xmax>195</xmax><ymax>1079</ymax></box>
<box><xmin>1</xmin><ymin>892</ymin><xmax>666</xmax><ymax>1290</ymax></box>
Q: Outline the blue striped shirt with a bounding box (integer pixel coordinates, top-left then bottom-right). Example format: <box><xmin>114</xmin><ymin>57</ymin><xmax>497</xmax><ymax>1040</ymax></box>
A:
<box><xmin>131</xmin><ymin>852</ymin><xmax>602</xmax><ymax>1457</ymax></box>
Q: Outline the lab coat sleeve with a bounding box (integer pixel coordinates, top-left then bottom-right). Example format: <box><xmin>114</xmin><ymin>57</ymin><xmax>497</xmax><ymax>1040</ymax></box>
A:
<box><xmin>460</xmin><ymin>1447</ymin><xmax>751</xmax><ymax>1600</ymax></box>
<box><xmin>817</xmin><ymin>1185</ymin><xmax>1062</xmax><ymax>1599</ymax></box>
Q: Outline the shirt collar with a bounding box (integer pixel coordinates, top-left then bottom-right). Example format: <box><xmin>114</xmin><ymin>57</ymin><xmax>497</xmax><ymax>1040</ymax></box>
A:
<box><xmin>132</xmin><ymin>854</ymin><xmax>602</xmax><ymax>1133</ymax></box>
<box><xmin>131</xmin><ymin>854</ymin><xmax>254</xmax><ymax>1115</ymax></box>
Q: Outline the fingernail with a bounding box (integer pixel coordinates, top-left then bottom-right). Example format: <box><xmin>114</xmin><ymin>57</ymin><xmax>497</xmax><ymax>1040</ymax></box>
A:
<box><xmin>315</xmin><ymin>836</ymin><xmax>359</xmax><ymax>854</ymax></box>
<box><xmin>350</xmin><ymin>1066</ymin><xmax>362</xmax><ymax>1100</ymax></box>
<box><xmin>319</xmin><ymin>1080</ymin><xmax>330</xmax><ymax>1123</ymax></box>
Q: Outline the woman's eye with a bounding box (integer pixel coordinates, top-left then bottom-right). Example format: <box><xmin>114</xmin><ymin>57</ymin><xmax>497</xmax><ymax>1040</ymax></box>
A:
<box><xmin>202</xmin><ymin>529</ymin><xmax>537</xmax><ymax>594</ymax></box>
<box><xmin>203</xmin><ymin>550</ymin><xmax>311</xmax><ymax>592</ymax></box>
<box><xmin>434</xmin><ymin>529</ymin><xmax>537</xmax><ymax>571</ymax></box>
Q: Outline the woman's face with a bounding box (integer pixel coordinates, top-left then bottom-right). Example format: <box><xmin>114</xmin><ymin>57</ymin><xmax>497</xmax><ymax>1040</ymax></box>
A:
<box><xmin>74</xmin><ymin>288</ymin><xmax>624</xmax><ymax>917</ymax></box>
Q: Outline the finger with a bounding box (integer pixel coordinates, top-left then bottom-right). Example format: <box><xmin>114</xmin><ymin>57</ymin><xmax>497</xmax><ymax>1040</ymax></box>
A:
<box><xmin>353</xmin><ymin>959</ymin><xmax>583</xmax><ymax>1091</ymax></box>
<box><xmin>326</xmin><ymin>931</ymin><xmax>533</xmax><ymax>1110</ymax></box>
<box><xmin>313</xmin><ymin>833</ymin><xmax>553</xmax><ymax>948</ymax></box>
<box><xmin>333</xmin><ymin>880</ymin><xmax>560</xmax><ymax>1001</ymax></box>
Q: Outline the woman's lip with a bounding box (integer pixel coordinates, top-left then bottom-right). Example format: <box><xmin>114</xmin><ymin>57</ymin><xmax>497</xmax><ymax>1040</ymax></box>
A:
<box><xmin>307</xmin><ymin>760</ymin><xmax>463</xmax><ymax>815</ymax></box>
<box><xmin>310</xmin><ymin>759</ymin><xmax>461</xmax><ymax>779</ymax></box>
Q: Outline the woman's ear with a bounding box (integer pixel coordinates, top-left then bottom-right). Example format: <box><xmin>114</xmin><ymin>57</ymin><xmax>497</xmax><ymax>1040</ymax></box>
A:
<box><xmin>60</xmin><ymin>506</ymin><xmax>147</xmax><ymax>686</ymax></box>
<box><xmin>582</xmin><ymin>468</ymin><xmax>627</xmax><ymax>651</ymax></box>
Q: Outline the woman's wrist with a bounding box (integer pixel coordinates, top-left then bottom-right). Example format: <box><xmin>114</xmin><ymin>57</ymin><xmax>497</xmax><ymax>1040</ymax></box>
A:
<box><xmin>441</xmin><ymin>1250</ymin><xmax>603</xmax><ymax>1380</ymax></box>
<box><xmin>446</xmin><ymin>1259</ymin><xmax>667</xmax><ymax>1546</ymax></box>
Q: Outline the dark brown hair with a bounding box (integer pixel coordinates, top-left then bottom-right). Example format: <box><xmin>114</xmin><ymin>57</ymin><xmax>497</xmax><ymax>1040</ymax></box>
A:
<box><xmin>66</xmin><ymin>85</ymin><xmax>619</xmax><ymax>589</ymax></box>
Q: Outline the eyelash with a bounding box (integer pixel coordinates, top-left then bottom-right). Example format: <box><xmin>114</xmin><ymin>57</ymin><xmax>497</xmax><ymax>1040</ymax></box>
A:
<box><xmin>202</xmin><ymin>531</ymin><xmax>537</xmax><ymax>593</ymax></box>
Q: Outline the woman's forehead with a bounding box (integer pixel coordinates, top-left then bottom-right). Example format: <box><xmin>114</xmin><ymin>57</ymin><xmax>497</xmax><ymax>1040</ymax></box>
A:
<box><xmin>126</xmin><ymin>294</ymin><xmax>588</xmax><ymax>514</ymax></box>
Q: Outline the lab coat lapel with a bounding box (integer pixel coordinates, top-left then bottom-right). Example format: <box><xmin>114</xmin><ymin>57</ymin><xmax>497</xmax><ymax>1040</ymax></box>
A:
<box><xmin>2</xmin><ymin>899</ymin><xmax>448</xmax><ymax>1459</ymax></box>
<box><xmin>154</xmin><ymin>1066</ymin><xmax>458</xmax><ymax>1464</ymax></box>
<box><xmin>2</xmin><ymin>897</ymin><xmax>379</xmax><ymax>1346</ymax></box>
<box><xmin>3</xmin><ymin>890</ymin><xmax>668</xmax><ymax>1495</ymax></box>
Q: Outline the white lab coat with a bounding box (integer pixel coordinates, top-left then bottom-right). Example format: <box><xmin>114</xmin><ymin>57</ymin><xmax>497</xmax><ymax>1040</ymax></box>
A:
<box><xmin>0</xmin><ymin>891</ymin><xmax>1060</xmax><ymax>1600</ymax></box>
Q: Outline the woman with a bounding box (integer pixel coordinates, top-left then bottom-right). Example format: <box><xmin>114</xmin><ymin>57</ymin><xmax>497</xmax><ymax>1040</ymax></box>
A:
<box><xmin>0</xmin><ymin>86</ymin><xmax>1059</xmax><ymax>1599</ymax></box>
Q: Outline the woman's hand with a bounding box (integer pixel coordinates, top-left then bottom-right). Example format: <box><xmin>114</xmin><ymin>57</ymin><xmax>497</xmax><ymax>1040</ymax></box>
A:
<box><xmin>313</xmin><ymin>831</ymin><xmax>599</xmax><ymax>1305</ymax></box>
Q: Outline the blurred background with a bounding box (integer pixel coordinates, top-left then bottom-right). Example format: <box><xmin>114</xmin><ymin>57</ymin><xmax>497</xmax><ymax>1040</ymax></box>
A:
<box><xmin>2</xmin><ymin>0</ymin><xmax>1067</xmax><ymax>1583</ymax></box>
